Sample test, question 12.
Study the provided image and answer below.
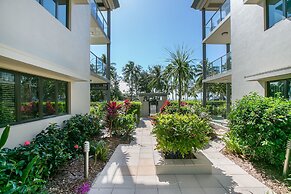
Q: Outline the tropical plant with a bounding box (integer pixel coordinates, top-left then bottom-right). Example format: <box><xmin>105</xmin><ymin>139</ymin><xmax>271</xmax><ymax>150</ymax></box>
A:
<box><xmin>105</xmin><ymin>101</ymin><xmax>122</xmax><ymax>136</ymax></box>
<box><xmin>0</xmin><ymin>125</ymin><xmax>10</xmax><ymax>149</ymax></box>
<box><xmin>122</xmin><ymin>61</ymin><xmax>142</xmax><ymax>99</ymax></box>
<box><xmin>165</xmin><ymin>46</ymin><xmax>195</xmax><ymax>112</ymax></box>
<box><xmin>90</xmin><ymin>140</ymin><xmax>109</xmax><ymax>162</ymax></box>
<box><xmin>149</xmin><ymin>65</ymin><xmax>166</xmax><ymax>92</ymax></box>
<box><xmin>138</xmin><ymin>70</ymin><xmax>151</xmax><ymax>93</ymax></box>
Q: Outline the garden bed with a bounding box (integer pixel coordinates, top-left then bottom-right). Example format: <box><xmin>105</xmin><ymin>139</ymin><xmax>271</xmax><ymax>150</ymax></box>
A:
<box><xmin>222</xmin><ymin>149</ymin><xmax>289</xmax><ymax>194</ymax></box>
<box><xmin>46</xmin><ymin>136</ymin><xmax>130</xmax><ymax>194</ymax></box>
<box><xmin>154</xmin><ymin>151</ymin><xmax>212</xmax><ymax>175</ymax></box>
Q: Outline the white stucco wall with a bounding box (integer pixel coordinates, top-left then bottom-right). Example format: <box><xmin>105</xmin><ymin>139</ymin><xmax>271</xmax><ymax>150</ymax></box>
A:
<box><xmin>0</xmin><ymin>0</ymin><xmax>91</xmax><ymax>148</ymax></box>
<box><xmin>231</xmin><ymin>0</ymin><xmax>291</xmax><ymax>100</ymax></box>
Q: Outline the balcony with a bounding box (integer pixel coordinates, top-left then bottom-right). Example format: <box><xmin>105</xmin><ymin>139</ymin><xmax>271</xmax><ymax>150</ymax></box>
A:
<box><xmin>90</xmin><ymin>0</ymin><xmax>110</xmax><ymax>45</ymax></box>
<box><xmin>204</xmin><ymin>52</ymin><xmax>232</xmax><ymax>83</ymax></box>
<box><xmin>244</xmin><ymin>0</ymin><xmax>261</xmax><ymax>4</ymax></box>
<box><xmin>204</xmin><ymin>0</ymin><xmax>231</xmax><ymax>44</ymax></box>
<box><xmin>90</xmin><ymin>51</ymin><xmax>109</xmax><ymax>83</ymax></box>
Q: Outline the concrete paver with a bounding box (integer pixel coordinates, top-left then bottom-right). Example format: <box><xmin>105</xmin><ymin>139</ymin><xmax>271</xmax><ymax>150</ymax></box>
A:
<box><xmin>89</xmin><ymin>118</ymin><xmax>274</xmax><ymax>194</ymax></box>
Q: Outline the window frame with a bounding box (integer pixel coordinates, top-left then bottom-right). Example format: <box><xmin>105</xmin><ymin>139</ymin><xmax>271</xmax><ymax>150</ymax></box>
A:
<box><xmin>0</xmin><ymin>68</ymin><xmax>69</xmax><ymax>128</ymax></box>
<box><xmin>266</xmin><ymin>0</ymin><xmax>289</xmax><ymax>29</ymax></box>
<box><xmin>36</xmin><ymin>0</ymin><xmax>70</xmax><ymax>28</ymax></box>
<box><xmin>267</xmin><ymin>78</ymin><xmax>291</xmax><ymax>99</ymax></box>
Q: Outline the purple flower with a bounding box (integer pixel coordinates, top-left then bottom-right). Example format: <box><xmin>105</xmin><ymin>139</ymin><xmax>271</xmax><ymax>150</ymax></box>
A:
<box><xmin>77</xmin><ymin>182</ymin><xmax>90</xmax><ymax>194</ymax></box>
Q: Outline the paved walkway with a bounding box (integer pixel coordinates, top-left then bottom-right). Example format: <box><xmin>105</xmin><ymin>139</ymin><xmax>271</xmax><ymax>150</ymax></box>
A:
<box><xmin>89</xmin><ymin>119</ymin><xmax>274</xmax><ymax>194</ymax></box>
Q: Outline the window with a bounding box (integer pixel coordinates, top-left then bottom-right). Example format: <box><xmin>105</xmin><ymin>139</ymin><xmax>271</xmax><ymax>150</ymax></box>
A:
<box><xmin>267</xmin><ymin>78</ymin><xmax>291</xmax><ymax>100</ymax></box>
<box><xmin>36</xmin><ymin>0</ymin><xmax>69</xmax><ymax>28</ymax></box>
<box><xmin>0</xmin><ymin>72</ymin><xmax>16</xmax><ymax>126</ymax></box>
<box><xmin>20</xmin><ymin>75</ymin><xmax>39</xmax><ymax>120</ymax></box>
<box><xmin>58</xmin><ymin>82</ymin><xmax>68</xmax><ymax>114</ymax></box>
<box><xmin>43</xmin><ymin>79</ymin><xmax>56</xmax><ymax>116</ymax></box>
<box><xmin>0</xmin><ymin>69</ymin><xmax>69</xmax><ymax>127</ymax></box>
<box><xmin>266</xmin><ymin>0</ymin><xmax>291</xmax><ymax>28</ymax></box>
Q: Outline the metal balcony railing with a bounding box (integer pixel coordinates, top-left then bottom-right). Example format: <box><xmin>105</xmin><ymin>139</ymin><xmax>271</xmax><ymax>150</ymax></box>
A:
<box><xmin>205</xmin><ymin>0</ymin><xmax>230</xmax><ymax>38</ymax></box>
<box><xmin>90</xmin><ymin>0</ymin><xmax>108</xmax><ymax>36</ymax></box>
<box><xmin>90</xmin><ymin>51</ymin><xmax>105</xmax><ymax>76</ymax></box>
<box><xmin>207</xmin><ymin>52</ymin><xmax>231</xmax><ymax>78</ymax></box>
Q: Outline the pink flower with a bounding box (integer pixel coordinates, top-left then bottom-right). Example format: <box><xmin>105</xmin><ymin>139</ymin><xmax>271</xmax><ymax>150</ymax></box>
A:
<box><xmin>24</xmin><ymin>141</ymin><xmax>30</xmax><ymax>146</ymax></box>
<box><xmin>74</xmin><ymin>145</ymin><xmax>79</xmax><ymax>149</ymax></box>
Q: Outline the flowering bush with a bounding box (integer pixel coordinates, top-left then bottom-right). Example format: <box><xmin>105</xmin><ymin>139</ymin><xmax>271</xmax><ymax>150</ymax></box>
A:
<box><xmin>24</xmin><ymin>141</ymin><xmax>30</xmax><ymax>146</ymax></box>
<box><xmin>0</xmin><ymin>114</ymin><xmax>103</xmax><ymax>193</ymax></box>
<box><xmin>76</xmin><ymin>182</ymin><xmax>90</xmax><ymax>194</ymax></box>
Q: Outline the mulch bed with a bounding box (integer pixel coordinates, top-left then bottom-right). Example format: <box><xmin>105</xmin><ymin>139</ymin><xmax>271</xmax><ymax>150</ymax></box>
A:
<box><xmin>46</xmin><ymin>137</ymin><xmax>129</xmax><ymax>194</ymax></box>
<box><xmin>222</xmin><ymin>149</ymin><xmax>290</xmax><ymax>194</ymax></box>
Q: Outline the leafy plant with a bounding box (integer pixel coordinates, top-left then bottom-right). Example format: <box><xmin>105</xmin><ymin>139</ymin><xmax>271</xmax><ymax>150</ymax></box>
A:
<box><xmin>105</xmin><ymin>101</ymin><xmax>122</xmax><ymax>136</ymax></box>
<box><xmin>152</xmin><ymin>113</ymin><xmax>212</xmax><ymax>158</ymax></box>
<box><xmin>0</xmin><ymin>114</ymin><xmax>103</xmax><ymax>193</ymax></box>
<box><xmin>115</xmin><ymin>113</ymin><xmax>136</xmax><ymax>141</ymax></box>
<box><xmin>0</xmin><ymin>125</ymin><xmax>10</xmax><ymax>149</ymax></box>
<box><xmin>63</xmin><ymin>114</ymin><xmax>102</xmax><ymax>148</ymax></box>
<box><xmin>225</xmin><ymin>93</ymin><xmax>291</xmax><ymax>167</ymax></box>
<box><xmin>90</xmin><ymin>140</ymin><xmax>108</xmax><ymax>162</ymax></box>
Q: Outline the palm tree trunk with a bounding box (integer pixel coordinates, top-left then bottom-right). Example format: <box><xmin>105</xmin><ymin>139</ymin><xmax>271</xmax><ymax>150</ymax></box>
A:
<box><xmin>178</xmin><ymin>73</ymin><xmax>182</xmax><ymax>112</ymax></box>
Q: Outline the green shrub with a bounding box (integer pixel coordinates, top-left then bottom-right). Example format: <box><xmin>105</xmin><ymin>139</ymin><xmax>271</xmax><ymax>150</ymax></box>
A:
<box><xmin>225</xmin><ymin>93</ymin><xmax>291</xmax><ymax>167</ymax></box>
<box><xmin>127</xmin><ymin>101</ymin><xmax>142</xmax><ymax>123</ymax></box>
<box><xmin>90</xmin><ymin>100</ymin><xmax>142</xmax><ymax>124</ymax></box>
<box><xmin>161</xmin><ymin>100</ymin><xmax>210</xmax><ymax>120</ymax></box>
<box><xmin>152</xmin><ymin>113</ymin><xmax>212</xmax><ymax>158</ymax></box>
<box><xmin>115</xmin><ymin>113</ymin><xmax>136</xmax><ymax>141</ymax></box>
<box><xmin>0</xmin><ymin>114</ymin><xmax>103</xmax><ymax>193</ymax></box>
<box><xmin>90</xmin><ymin>140</ymin><xmax>108</xmax><ymax>162</ymax></box>
<box><xmin>63</xmin><ymin>114</ymin><xmax>102</xmax><ymax>148</ymax></box>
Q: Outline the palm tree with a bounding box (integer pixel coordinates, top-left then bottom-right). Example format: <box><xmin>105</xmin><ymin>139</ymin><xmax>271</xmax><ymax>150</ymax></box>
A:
<box><xmin>194</xmin><ymin>62</ymin><xmax>203</xmax><ymax>92</ymax></box>
<box><xmin>122</xmin><ymin>61</ymin><xmax>141</xmax><ymax>100</ymax></box>
<box><xmin>165</xmin><ymin>46</ymin><xmax>195</xmax><ymax>112</ymax></box>
<box><xmin>148</xmin><ymin>65</ymin><xmax>165</xmax><ymax>92</ymax></box>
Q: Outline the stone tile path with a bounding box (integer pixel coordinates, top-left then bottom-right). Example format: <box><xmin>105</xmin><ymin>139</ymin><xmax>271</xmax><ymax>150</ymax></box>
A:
<box><xmin>89</xmin><ymin>119</ymin><xmax>274</xmax><ymax>194</ymax></box>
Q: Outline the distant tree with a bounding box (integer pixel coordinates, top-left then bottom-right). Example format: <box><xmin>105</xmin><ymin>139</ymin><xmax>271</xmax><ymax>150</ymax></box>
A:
<box><xmin>138</xmin><ymin>70</ymin><xmax>151</xmax><ymax>93</ymax></box>
<box><xmin>148</xmin><ymin>65</ymin><xmax>166</xmax><ymax>92</ymax></box>
<box><xmin>122</xmin><ymin>61</ymin><xmax>142</xmax><ymax>100</ymax></box>
<box><xmin>110</xmin><ymin>63</ymin><xmax>123</xmax><ymax>100</ymax></box>
<box><xmin>165</xmin><ymin>46</ymin><xmax>195</xmax><ymax>112</ymax></box>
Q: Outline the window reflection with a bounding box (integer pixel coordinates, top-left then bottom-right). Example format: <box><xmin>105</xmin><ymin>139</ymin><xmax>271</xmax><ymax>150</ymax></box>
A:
<box><xmin>267</xmin><ymin>0</ymin><xmax>285</xmax><ymax>28</ymax></box>
<box><xmin>43</xmin><ymin>79</ymin><xmax>56</xmax><ymax>116</ymax></box>
<box><xmin>43</xmin><ymin>0</ymin><xmax>56</xmax><ymax>17</ymax></box>
<box><xmin>0</xmin><ymin>72</ymin><xmax>16</xmax><ymax>126</ymax></box>
<box><xmin>58</xmin><ymin>82</ymin><xmax>68</xmax><ymax>114</ymax></box>
<box><xmin>20</xmin><ymin>75</ymin><xmax>39</xmax><ymax>120</ymax></box>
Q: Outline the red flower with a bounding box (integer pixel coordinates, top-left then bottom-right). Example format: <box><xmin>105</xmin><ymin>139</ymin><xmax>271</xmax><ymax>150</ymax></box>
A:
<box><xmin>24</xmin><ymin>141</ymin><xmax>30</xmax><ymax>146</ymax></box>
<box><xmin>124</xmin><ymin>99</ymin><xmax>131</xmax><ymax>112</ymax></box>
<box><xmin>74</xmin><ymin>145</ymin><xmax>79</xmax><ymax>149</ymax></box>
<box><xmin>180</xmin><ymin>101</ymin><xmax>187</xmax><ymax>107</ymax></box>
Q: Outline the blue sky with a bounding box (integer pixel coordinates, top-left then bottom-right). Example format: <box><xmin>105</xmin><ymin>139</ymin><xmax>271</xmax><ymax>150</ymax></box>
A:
<box><xmin>91</xmin><ymin>0</ymin><xmax>225</xmax><ymax>75</ymax></box>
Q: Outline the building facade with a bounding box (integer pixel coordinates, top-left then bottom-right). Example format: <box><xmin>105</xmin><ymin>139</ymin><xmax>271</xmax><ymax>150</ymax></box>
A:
<box><xmin>0</xmin><ymin>0</ymin><xmax>119</xmax><ymax>148</ymax></box>
<box><xmin>192</xmin><ymin>0</ymin><xmax>291</xmax><ymax>108</ymax></box>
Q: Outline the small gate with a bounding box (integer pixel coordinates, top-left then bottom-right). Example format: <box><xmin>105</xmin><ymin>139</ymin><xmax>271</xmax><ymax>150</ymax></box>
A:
<box><xmin>138</xmin><ymin>93</ymin><xmax>167</xmax><ymax>117</ymax></box>
<box><xmin>149</xmin><ymin>99</ymin><xmax>158</xmax><ymax>115</ymax></box>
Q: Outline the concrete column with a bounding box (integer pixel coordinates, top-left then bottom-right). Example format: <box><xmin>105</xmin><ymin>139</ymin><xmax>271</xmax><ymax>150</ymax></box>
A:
<box><xmin>226</xmin><ymin>44</ymin><xmax>231</xmax><ymax>115</ymax></box>
<box><xmin>106</xmin><ymin>10</ymin><xmax>111</xmax><ymax>102</ymax></box>
<box><xmin>202</xmin><ymin>8</ymin><xmax>207</xmax><ymax>107</ymax></box>
<box><xmin>226</xmin><ymin>83</ymin><xmax>231</xmax><ymax>115</ymax></box>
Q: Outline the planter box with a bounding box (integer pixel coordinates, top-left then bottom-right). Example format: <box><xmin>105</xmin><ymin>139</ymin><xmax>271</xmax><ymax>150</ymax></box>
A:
<box><xmin>154</xmin><ymin>151</ymin><xmax>212</xmax><ymax>175</ymax></box>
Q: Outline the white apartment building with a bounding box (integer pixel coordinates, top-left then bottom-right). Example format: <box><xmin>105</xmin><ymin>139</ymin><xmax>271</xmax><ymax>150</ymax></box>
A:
<box><xmin>192</xmin><ymin>0</ymin><xmax>291</xmax><ymax>111</ymax></box>
<box><xmin>0</xmin><ymin>0</ymin><xmax>119</xmax><ymax>148</ymax></box>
